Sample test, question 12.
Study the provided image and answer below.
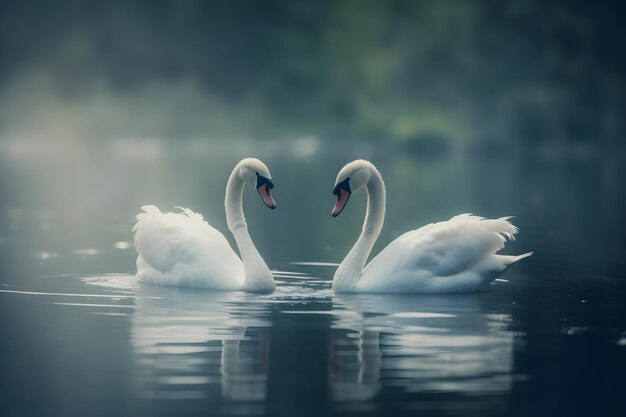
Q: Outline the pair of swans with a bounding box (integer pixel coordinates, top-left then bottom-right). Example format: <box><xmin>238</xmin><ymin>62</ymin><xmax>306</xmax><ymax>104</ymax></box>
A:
<box><xmin>133</xmin><ymin>158</ymin><xmax>531</xmax><ymax>294</ymax></box>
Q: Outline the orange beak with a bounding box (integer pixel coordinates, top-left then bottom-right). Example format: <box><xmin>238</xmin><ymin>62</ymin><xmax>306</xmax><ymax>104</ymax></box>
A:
<box><xmin>332</xmin><ymin>188</ymin><xmax>350</xmax><ymax>217</ymax></box>
<box><xmin>258</xmin><ymin>183</ymin><xmax>277</xmax><ymax>209</ymax></box>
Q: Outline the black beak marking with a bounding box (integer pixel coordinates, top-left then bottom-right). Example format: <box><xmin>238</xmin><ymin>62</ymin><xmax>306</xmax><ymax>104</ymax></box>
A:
<box><xmin>331</xmin><ymin>177</ymin><xmax>352</xmax><ymax>217</ymax></box>
<box><xmin>256</xmin><ymin>172</ymin><xmax>274</xmax><ymax>190</ymax></box>
<box><xmin>256</xmin><ymin>172</ymin><xmax>276</xmax><ymax>209</ymax></box>
<box><xmin>332</xmin><ymin>177</ymin><xmax>351</xmax><ymax>196</ymax></box>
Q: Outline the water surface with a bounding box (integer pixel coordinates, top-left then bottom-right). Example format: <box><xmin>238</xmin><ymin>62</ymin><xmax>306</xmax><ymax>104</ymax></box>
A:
<box><xmin>1</xmin><ymin>146</ymin><xmax>625</xmax><ymax>417</ymax></box>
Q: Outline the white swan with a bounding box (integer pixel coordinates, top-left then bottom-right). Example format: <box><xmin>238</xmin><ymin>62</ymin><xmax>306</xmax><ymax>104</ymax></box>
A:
<box><xmin>132</xmin><ymin>158</ymin><xmax>277</xmax><ymax>293</ymax></box>
<box><xmin>331</xmin><ymin>159</ymin><xmax>532</xmax><ymax>293</ymax></box>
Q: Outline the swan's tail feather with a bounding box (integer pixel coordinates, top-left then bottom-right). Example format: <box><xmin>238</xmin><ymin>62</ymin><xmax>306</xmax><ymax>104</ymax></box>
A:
<box><xmin>133</xmin><ymin>205</ymin><xmax>162</xmax><ymax>232</ymax></box>
<box><xmin>140</xmin><ymin>205</ymin><xmax>161</xmax><ymax>216</ymax></box>
<box><xmin>513</xmin><ymin>252</ymin><xmax>533</xmax><ymax>263</ymax></box>
<box><xmin>479</xmin><ymin>216</ymin><xmax>519</xmax><ymax>242</ymax></box>
<box><xmin>451</xmin><ymin>213</ymin><xmax>484</xmax><ymax>221</ymax></box>
<box><xmin>449</xmin><ymin>214</ymin><xmax>519</xmax><ymax>242</ymax></box>
<box><xmin>175</xmin><ymin>206</ymin><xmax>205</xmax><ymax>222</ymax></box>
<box><xmin>499</xmin><ymin>251</ymin><xmax>532</xmax><ymax>273</ymax></box>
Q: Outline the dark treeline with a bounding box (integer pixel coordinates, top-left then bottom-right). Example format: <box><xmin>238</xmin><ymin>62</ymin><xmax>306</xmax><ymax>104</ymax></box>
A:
<box><xmin>0</xmin><ymin>0</ymin><xmax>624</xmax><ymax>145</ymax></box>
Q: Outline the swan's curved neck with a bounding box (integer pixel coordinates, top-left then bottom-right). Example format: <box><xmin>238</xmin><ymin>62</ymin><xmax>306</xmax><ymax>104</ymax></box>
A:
<box><xmin>333</xmin><ymin>168</ymin><xmax>386</xmax><ymax>292</ymax></box>
<box><xmin>225</xmin><ymin>167</ymin><xmax>274</xmax><ymax>292</ymax></box>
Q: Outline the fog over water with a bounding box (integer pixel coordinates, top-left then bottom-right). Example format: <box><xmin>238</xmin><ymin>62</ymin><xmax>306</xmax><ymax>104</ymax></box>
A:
<box><xmin>1</xmin><ymin>1</ymin><xmax>626</xmax><ymax>416</ymax></box>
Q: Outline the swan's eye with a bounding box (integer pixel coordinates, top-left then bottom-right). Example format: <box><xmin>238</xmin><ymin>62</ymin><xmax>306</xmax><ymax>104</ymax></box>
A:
<box><xmin>332</xmin><ymin>177</ymin><xmax>351</xmax><ymax>195</ymax></box>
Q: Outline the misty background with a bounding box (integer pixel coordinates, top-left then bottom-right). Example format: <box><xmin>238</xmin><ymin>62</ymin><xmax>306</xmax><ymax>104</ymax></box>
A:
<box><xmin>1</xmin><ymin>2</ymin><xmax>626</xmax><ymax>417</ymax></box>
<box><xmin>0</xmin><ymin>0</ymin><xmax>625</xmax><ymax>272</ymax></box>
<box><xmin>2</xmin><ymin>0</ymin><xmax>625</xmax><ymax>142</ymax></box>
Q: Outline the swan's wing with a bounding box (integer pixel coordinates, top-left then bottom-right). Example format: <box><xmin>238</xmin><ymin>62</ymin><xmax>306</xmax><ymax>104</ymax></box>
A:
<box><xmin>360</xmin><ymin>214</ymin><xmax>530</xmax><ymax>292</ymax></box>
<box><xmin>132</xmin><ymin>205</ymin><xmax>244</xmax><ymax>289</ymax></box>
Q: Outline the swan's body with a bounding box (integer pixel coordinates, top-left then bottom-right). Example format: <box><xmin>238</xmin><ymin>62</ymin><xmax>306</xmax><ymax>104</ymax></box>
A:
<box><xmin>331</xmin><ymin>160</ymin><xmax>532</xmax><ymax>293</ymax></box>
<box><xmin>133</xmin><ymin>158</ymin><xmax>277</xmax><ymax>293</ymax></box>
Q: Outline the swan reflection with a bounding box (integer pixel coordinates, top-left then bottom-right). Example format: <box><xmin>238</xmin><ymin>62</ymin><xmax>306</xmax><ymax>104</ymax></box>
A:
<box><xmin>329</xmin><ymin>326</ymin><xmax>381</xmax><ymax>402</ymax></box>
<box><xmin>131</xmin><ymin>284</ymin><xmax>271</xmax><ymax>405</ymax></box>
<box><xmin>330</xmin><ymin>294</ymin><xmax>516</xmax><ymax>403</ymax></box>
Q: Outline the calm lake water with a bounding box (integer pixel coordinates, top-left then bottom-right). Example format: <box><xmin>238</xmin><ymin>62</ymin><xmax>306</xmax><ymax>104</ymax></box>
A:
<box><xmin>1</xmin><ymin>140</ymin><xmax>625</xmax><ymax>416</ymax></box>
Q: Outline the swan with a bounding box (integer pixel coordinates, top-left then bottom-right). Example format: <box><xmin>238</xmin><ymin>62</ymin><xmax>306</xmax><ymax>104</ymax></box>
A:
<box><xmin>132</xmin><ymin>158</ymin><xmax>277</xmax><ymax>293</ymax></box>
<box><xmin>330</xmin><ymin>159</ymin><xmax>532</xmax><ymax>293</ymax></box>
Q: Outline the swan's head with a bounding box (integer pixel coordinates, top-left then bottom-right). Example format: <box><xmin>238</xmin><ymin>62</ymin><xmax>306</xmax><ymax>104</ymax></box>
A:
<box><xmin>332</xmin><ymin>159</ymin><xmax>375</xmax><ymax>217</ymax></box>
<box><xmin>238</xmin><ymin>158</ymin><xmax>277</xmax><ymax>209</ymax></box>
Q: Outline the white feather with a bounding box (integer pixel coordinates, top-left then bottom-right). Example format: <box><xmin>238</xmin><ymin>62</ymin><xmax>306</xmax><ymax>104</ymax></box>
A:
<box><xmin>133</xmin><ymin>205</ymin><xmax>244</xmax><ymax>290</ymax></box>
<box><xmin>359</xmin><ymin>214</ymin><xmax>531</xmax><ymax>293</ymax></box>
<box><xmin>332</xmin><ymin>160</ymin><xmax>532</xmax><ymax>293</ymax></box>
<box><xmin>132</xmin><ymin>158</ymin><xmax>276</xmax><ymax>293</ymax></box>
